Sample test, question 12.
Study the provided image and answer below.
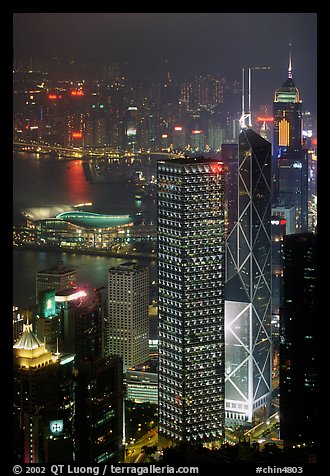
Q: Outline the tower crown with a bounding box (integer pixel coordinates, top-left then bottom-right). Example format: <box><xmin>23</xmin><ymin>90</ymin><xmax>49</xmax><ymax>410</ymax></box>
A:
<box><xmin>274</xmin><ymin>45</ymin><xmax>301</xmax><ymax>103</ymax></box>
<box><xmin>13</xmin><ymin>321</ymin><xmax>56</xmax><ymax>368</ymax></box>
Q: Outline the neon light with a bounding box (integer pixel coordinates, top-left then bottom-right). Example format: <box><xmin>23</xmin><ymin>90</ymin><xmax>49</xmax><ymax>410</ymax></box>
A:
<box><xmin>210</xmin><ymin>163</ymin><xmax>223</xmax><ymax>174</ymax></box>
<box><xmin>174</xmin><ymin>126</ymin><xmax>182</xmax><ymax>131</ymax></box>
<box><xmin>71</xmin><ymin>90</ymin><xmax>84</xmax><ymax>96</ymax></box>
<box><xmin>192</xmin><ymin>130</ymin><xmax>202</xmax><ymax>134</ymax></box>
<box><xmin>48</xmin><ymin>94</ymin><xmax>58</xmax><ymax>100</ymax></box>
<box><xmin>279</xmin><ymin>118</ymin><xmax>290</xmax><ymax>146</ymax></box>
<box><xmin>60</xmin><ymin>355</ymin><xmax>75</xmax><ymax>365</ymax></box>
<box><xmin>312</xmin><ymin>138</ymin><xmax>317</xmax><ymax>146</ymax></box>
<box><xmin>162</xmin><ymin>134</ymin><xmax>168</xmax><ymax>138</ymax></box>
<box><xmin>55</xmin><ymin>290</ymin><xmax>87</xmax><ymax>302</ymax></box>
<box><xmin>257</xmin><ymin>116</ymin><xmax>274</xmax><ymax>122</ymax></box>
<box><xmin>72</xmin><ymin>132</ymin><xmax>83</xmax><ymax>139</ymax></box>
<box><xmin>280</xmin><ymin>219</ymin><xmax>287</xmax><ymax>225</ymax></box>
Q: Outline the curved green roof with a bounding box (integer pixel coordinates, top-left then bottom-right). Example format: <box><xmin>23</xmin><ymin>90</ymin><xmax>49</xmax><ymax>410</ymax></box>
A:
<box><xmin>56</xmin><ymin>211</ymin><xmax>134</xmax><ymax>228</ymax></box>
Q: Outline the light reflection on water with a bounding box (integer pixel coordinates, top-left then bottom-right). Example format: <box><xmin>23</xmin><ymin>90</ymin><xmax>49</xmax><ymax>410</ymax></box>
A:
<box><xmin>13</xmin><ymin>249</ymin><xmax>157</xmax><ymax>309</ymax></box>
<box><xmin>13</xmin><ymin>151</ymin><xmax>158</xmax><ymax>308</ymax></box>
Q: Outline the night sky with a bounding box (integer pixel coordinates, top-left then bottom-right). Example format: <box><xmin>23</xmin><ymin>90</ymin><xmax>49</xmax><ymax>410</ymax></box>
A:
<box><xmin>13</xmin><ymin>12</ymin><xmax>317</xmax><ymax>111</ymax></box>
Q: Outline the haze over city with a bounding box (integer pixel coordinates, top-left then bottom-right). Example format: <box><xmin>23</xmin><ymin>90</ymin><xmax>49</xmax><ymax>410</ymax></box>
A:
<box><xmin>12</xmin><ymin>11</ymin><xmax>318</xmax><ymax>472</ymax></box>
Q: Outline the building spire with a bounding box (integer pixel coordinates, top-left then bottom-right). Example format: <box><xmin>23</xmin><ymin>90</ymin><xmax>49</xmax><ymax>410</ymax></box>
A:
<box><xmin>288</xmin><ymin>43</ymin><xmax>292</xmax><ymax>79</ymax></box>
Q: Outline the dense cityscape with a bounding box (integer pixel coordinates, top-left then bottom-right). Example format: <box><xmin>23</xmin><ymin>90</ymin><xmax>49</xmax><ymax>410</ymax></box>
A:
<box><xmin>12</xmin><ymin>12</ymin><xmax>318</xmax><ymax>473</ymax></box>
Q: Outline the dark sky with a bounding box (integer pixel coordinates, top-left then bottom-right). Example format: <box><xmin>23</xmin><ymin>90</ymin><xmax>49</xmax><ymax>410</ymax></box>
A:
<box><xmin>13</xmin><ymin>13</ymin><xmax>317</xmax><ymax>112</ymax></box>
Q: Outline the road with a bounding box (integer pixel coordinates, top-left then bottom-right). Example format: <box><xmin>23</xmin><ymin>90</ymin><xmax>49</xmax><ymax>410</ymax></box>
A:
<box><xmin>125</xmin><ymin>429</ymin><xmax>158</xmax><ymax>463</ymax></box>
<box><xmin>13</xmin><ymin>140</ymin><xmax>183</xmax><ymax>160</ymax></box>
<box><xmin>244</xmin><ymin>412</ymin><xmax>281</xmax><ymax>446</ymax></box>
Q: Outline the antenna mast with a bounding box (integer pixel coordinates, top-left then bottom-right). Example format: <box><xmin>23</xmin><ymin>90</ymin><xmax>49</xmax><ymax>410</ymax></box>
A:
<box><xmin>239</xmin><ymin>67</ymin><xmax>251</xmax><ymax>129</ymax></box>
<box><xmin>288</xmin><ymin>43</ymin><xmax>293</xmax><ymax>79</ymax></box>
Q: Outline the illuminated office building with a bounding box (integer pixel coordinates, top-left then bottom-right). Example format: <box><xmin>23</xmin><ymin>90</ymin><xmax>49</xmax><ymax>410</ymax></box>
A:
<box><xmin>107</xmin><ymin>263</ymin><xmax>149</xmax><ymax>372</ymax></box>
<box><xmin>55</xmin><ymin>285</ymin><xmax>124</xmax><ymax>463</ymax></box>
<box><xmin>13</xmin><ymin>305</ymin><xmax>24</xmax><ymax>343</ymax></box>
<box><xmin>126</xmin><ymin>358</ymin><xmax>158</xmax><ymax>404</ymax></box>
<box><xmin>36</xmin><ymin>263</ymin><xmax>76</xmax><ymax>304</ymax></box>
<box><xmin>273</xmin><ymin>54</ymin><xmax>302</xmax><ymax>159</ymax></box>
<box><xmin>35</xmin><ymin>289</ymin><xmax>60</xmax><ymax>353</ymax></box>
<box><xmin>225</xmin><ymin>129</ymin><xmax>272</xmax><ymax>425</ymax></box>
<box><xmin>13</xmin><ymin>323</ymin><xmax>75</xmax><ymax>463</ymax></box>
<box><xmin>273</xmin><ymin>53</ymin><xmax>308</xmax><ymax>231</ymax></box>
<box><xmin>56</xmin><ymin>286</ymin><xmax>103</xmax><ymax>360</ymax></box>
<box><xmin>172</xmin><ymin>126</ymin><xmax>186</xmax><ymax>151</ymax></box>
<box><xmin>158</xmin><ymin>157</ymin><xmax>225</xmax><ymax>445</ymax></box>
<box><xmin>221</xmin><ymin>143</ymin><xmax>238</xmax><ymax>236</ymax></box>
<box><xmin>125</xmin><ymin>106</ymin><xmax>138</xmax><ymax>152</ymax></box>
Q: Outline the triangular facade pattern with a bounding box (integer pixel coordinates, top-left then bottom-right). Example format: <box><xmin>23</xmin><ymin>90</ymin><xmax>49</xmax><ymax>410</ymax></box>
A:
<box><xmin>225</xmin><ymin>129</ymin><xmax>272</xmax><ymax>424</ymax></box>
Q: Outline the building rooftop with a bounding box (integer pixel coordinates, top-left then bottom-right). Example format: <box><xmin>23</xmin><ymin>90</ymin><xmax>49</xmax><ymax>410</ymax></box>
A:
<box><xmin>13</xmin><ymin>323</ymin><xmax>43</xmax><ymax>351</ymax></box>
<box><xmin>108</xmin><ymin>262</ymin><xmax>147</xmax><ymax>272</ymax></box>
<box><xmin>158</xmin><ymin>156</ymin><xmax>223</xmax><ymax>166</ymax></box>
<box><xmin>56</xmin><ymin>211</ymin><xmax>134</xmax><ymax>228</ymax></box>
<box><xmin>37</xmin><ymin>262</ymin><xmax>76</xmax><ymax>275</ymax></box>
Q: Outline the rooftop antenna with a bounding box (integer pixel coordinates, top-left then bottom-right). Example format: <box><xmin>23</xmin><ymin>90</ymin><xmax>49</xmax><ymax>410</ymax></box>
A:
<box><xmin>248</xmin><ymin>68</ymin><xmax>252</xmax><ymax>128</ymax></box>
<box><xmin>288</xmin><ymin>43</ymin><xmax>293</xmax><ymax>79</ymax></box>
<box><xmin>239</xmin><ymin>67</ymin><xmax>252</xmax><ymax>129</ymax></box>
<box><xmin>55</xmin><ymin>338</ymin><xmax>60</xmax><ymax>356</ymax></box>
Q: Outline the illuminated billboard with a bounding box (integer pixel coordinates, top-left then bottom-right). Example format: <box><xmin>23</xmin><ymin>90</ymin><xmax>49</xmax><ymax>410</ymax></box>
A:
<box><xmin>38</xmin><ymin>289</ymin><xmax>56</xmax><ymax>318</ymax></box>
<box><xmin>50</xmin><ymin>420</ymin><xmax>64</xmax><ymax>434</ymax></box>
<box><xmin>72</xmin><ymin>132</ymin><xmax>83</xmax><ymax>139</ymax></box>
<box><xmin>55</xmin><ymin>290</ymin><xmax>87</xmax><ymax>303</ymax></box>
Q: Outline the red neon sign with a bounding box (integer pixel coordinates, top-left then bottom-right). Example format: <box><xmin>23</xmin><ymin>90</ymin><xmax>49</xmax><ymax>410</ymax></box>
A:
<box><xmin>211</xmin><ymin>163</ymin><xmax>223</xmax><ymax>174</ymax></box>
<box><xmin>72</xmin><ymin>132</ymin><xmax>83</xmax><ymax>139</ymax></box>
<box><xmin>48</xmin><ymin>94</ymin><xmax>57</xmax><ymax>100</ymax></box>
<box><xmin>192</xmin><ymin>130</ymin><xmax>202</xmax><ymax>134</ymax></box>
<box><xmin>280</xmin><ymin>219</ymin><xmax>287</xmax><ymax>225</ymax></box>
<box><xmin>71</xmin><ymin>90</ymin><xmax>84</xmax><ymax>97</ymax></box>
<box><xmin>257</xmin><ymin>116</ymin><xmax>274</xmax><ymax>122</ymax></box>
<box><xmin>312</xmin><ymin>138</ymin><xmax>317</xmax><ymax>146</ymax></box>
<box><xmin>174</xmin><ymin>126</ymin><xmax>182</xmax><ymax>131</ymax></box>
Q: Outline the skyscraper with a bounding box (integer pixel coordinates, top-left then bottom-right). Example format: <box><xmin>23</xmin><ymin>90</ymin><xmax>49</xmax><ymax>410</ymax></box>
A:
<box><xmin>273</xmin><ymin>58</ymin><xmax>302</xmax><ymax>158</ymax></box>
<box><xmin>157</xmin><ymin>157</ymin><xmax>225</xmax><ymax>445</ymax></box>
<box><xmin>273</xmin><ymin>52</ymin><xmax>308</xmax><ymax>232</ymax></box>
<box><xmin>75</xmin><ymin>356</ymin><xmax>123</xmax><ymax>464</ymax></box>
<box><xmin>280</xmin><ymin>233</ymin><xmax>318</xmax><ymax>447</ymax></box>
<box><xmin>13</xmin><ymin>306</ymin><xmax>24</xmax><ymax>343</ymax></box>
<box><xmin>107</xmin><ymin>263</ymin><xmax>149</xmax><ymax>372</ymax></box>
<box><xmin>225</xmin><ymin>129</ymin><xmax>272</xmax><ymax>425</ymax></box>
<box><xmin>35</xmin><ymin>289</ymin><xmax>60</xmax><ymax>353</ymax></box>
<box><xmin>221</xmin><ymin>143</ymin><xmax>239</xmax><ymax>236</ymax></box>
<box><xmin>55</xmin><ymin>285</ymin><xmax>124</xmax><ymax>463</ymax></box>
<box><xmin>13</xmin><ymin>323</ymin><xmax>75</xmax><ymax>463</ymax></box>
<box><xmin>56</xmin><ymin>286</ymin><xmax>103</xmax><ymax>360</ymax></box>
<box><xmin>36</xmin><ymin>262</ymin><xmax>77</xmax><ymax>303</ymax></box>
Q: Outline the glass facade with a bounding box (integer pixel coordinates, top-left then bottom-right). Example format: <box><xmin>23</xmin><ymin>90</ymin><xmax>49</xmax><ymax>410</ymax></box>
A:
<box><xmin>157</xmin><ymin>157</ymin><xmax>225</xmax><ymax>444</ymax></box>
<box><xmin>280</xmin><ymin>233</ymin><xmax>318</xmax><ymax>445</ymax></box>
<box><xmin>277</xmin><ymin>150</ymin><xmax>308</xmax><ymax>232</ymax></box>
<box><xmin>225</xmin><ymin>129</ymin><xmax>272</xmax><ymax>424</ymax></box>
